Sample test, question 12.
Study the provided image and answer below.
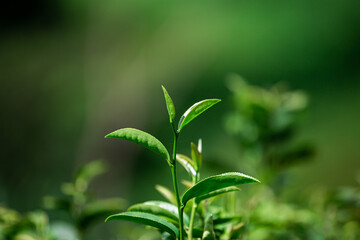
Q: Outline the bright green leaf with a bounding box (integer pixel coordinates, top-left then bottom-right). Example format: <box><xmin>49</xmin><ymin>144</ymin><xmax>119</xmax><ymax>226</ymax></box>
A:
<box><xmin>191</xmin><ymin>142</ymin><xmax>202</xmax><ymax>171</ymax></box>
<box><xmin>177</xmin><ymin>99</ymin><xmax>221</xmax><ymax>133</ymax></box>
<box><xmin>128</xmin><ymin>201</ymin><xmax>189</xmax><ymax>226</ymax></box>
<box><xmin>105</xmin><ymin>212</ymin><xmax>179</xmax><ymax>238</ymax></box>
<box><xmin>195</xmin><ymin>187</ymin><xmax>240</xmax><ymax>204</ymax></box>
<box><xmin>105</xmin><ymin>128</ymin><xmax>171</xmax><ymax>165</ymax></box>
<box><xmin>182</xmin><ymin>172</ymin><xmax>260</xmax><ymax>205</ymax></box>
<box><xmin>176</xmin><ymin>154</ymin><xmax>196</xmax><ymax>178</ymax></box>
<box><xmin>162</xmin><ymin>86</ymin><xmax>176</xmax><ymax>123</ymax></box>
<box><xmin>155</xmin><ymin>185</ymin><xmax>177</xmax><ymax>205</ymax></box>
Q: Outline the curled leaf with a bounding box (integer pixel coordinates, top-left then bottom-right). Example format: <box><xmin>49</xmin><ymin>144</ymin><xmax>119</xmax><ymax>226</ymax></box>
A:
<box><xmin>176</xmin><ymin>154</ymin><xmax>196</xmax><ymax>178</ymax></box>
<box><xmin>162</xmin><ymin>86</ymin><xmax>176</xmax><ymax>123</ymax></box>
<box><xmin>191</xmin><ymin>142</ymin><xmax>202</xmax><ymax>171</ymax></box>
<box><xmin>177</xmin><ymin>99</ymin><xmax>221</xmax><ymax>133</ymax></box>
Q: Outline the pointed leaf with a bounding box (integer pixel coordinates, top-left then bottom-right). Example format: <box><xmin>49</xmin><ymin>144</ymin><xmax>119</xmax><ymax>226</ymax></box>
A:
<box><xmin>195</xmin><ymin>187</ymin><xmax>240</xmax><ymax>204</ymax></box>
<box><xmin>105</xmin><ymin>212</ymin><xmax>179</xmax><ymax>238</ymax></box>
<box><xmin>128</xmin><ymin>201</ymin><xmax>189</xmax><ymax>226</ymax></box>
<box><xmin>176</xmin><ymin>154</ymin><xmax>196</xmax><ymax>178</ymax></box>
<box><xmin>182</xmin><ymin>172</ymin><xmax>260</xmax><ymax>205</ymax></box>
<box><xmin>191</xmin><ymin>142</ymin><xmax>202</xmax><ymax>171</ymax></box>
<box><xmin>105</xmin><ymin>128</ymin><xmax>171</xmax><ymax>165</ymax></box>
<box><xmin>177</xmin><ymin>99</ymin><xmax>221</xmax><ymax>133</ymax></box>
<box><xmin>162</xmin><ymin>86</ymin><xmax>176</xmax><ymax>123</ymax></box>
<box><xmin>202</xmin><ymin>215</ymin><xmax>216</xmax><ymax>240</ymax></box>
<box><xmin>155</xmin><ymin>185</ymin><xmax>177</xmax><ymax>205</ymax></box>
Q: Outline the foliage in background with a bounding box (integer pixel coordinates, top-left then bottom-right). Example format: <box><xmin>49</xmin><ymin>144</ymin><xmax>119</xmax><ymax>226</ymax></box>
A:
<box><xmin>0</xmin><ymin>207</ymin><xmax>54</xmax><ymax>240</ymax></box>
<box><xmin>222</xmin><ymin>75</ymin><xmax>360</xmax><ymax>239</ymax></box>
<box><xmin>43</xmin><ymin>160</ymin><xmax>126</xmax><ymax>240</ymax></box>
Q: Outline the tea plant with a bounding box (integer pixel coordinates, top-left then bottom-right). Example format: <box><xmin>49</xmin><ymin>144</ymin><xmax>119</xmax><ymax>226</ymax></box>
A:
<box><xmin>104</xmin><ymin>86</ymin><xmax>260</xmax><ymax>239</ymax></box>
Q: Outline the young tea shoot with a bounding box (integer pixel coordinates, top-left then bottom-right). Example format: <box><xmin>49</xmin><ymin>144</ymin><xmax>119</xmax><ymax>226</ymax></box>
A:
<box><xmin>105</xmin><ymin>86</ymin><xmax>260</xmax><ymax>239</ymax></box>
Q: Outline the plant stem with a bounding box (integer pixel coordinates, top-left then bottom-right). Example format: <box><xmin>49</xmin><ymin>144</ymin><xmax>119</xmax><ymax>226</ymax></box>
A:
<box><xmin>170</xmin><ymin>126</ymin><xmax>184</xmax><ymax>240</ymax></box>
<box><xmin>188</xmin><ymin>174</ymin><xmax>199</xmax><ymax>240</ymax></box>
<box><xmin>188</xmin><ymin>202</ymin><xmax>197</xmax><ymax>240</ymax></box>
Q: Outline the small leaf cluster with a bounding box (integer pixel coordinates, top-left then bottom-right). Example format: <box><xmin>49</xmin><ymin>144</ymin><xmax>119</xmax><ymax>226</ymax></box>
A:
<box><xmin>225</xmin><ymin>75</ymin><xmax>314</xmax><ymax>169</ymax></box>
<box><xmin>43</xmin><ymin>160</ymin><xmax>126</xmax><ymax>239</ymax></box>
<box><xmin>0</xmin><ymin>206</ymin><xmax>53</xmax><ymax>240</ymax></box>
<box><xmin>104</xmin><ymin>86</ymin><xmax>259</xmax><ymax>239</ymax></box>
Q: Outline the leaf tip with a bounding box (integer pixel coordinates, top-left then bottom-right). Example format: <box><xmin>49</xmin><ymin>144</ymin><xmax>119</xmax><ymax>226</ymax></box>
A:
<box><xmin>105</xmin><ymin>215</ymin><xmax>112</xmax><ymax>223</ymax></box>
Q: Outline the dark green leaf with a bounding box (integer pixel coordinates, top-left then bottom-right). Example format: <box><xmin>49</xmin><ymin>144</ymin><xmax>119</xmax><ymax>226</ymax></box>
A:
<box><xmin>155</xmin><ymin>185</ymin><xmax>177</xmax><ymax>205</ymax></box>
<box><xmin>176</xmin><ymin>154</ymin><xmax>196</xmax><ymax>178</ymax></box>
<box><xmin>182</xmin><ymin>172</ymin><xmax>259</xmax><ymax>205</ymax></box>
<box><xmin>195</xmin><ymin>187</ymin><xmax>240</xmax><ymax>204</ymax></box>
<box><xmin>105</xmin><ymin>128</ymin><xmax>171</xmax><ymax>165</ymax></box>
<box><xmin>105</xmin><ymin>212</ymin><xmax>179</xmax><ymax>238</ymax></box>
<box><xmin>202</xmin><ymin>215</ymin><xmax>216</xmax><ymax>240</ymax></box>
<box><xmin>78</xmin><ymin>198</ymin><xmax>127</xmax><ymax>229</ymax></box>
<box><xmin>177</xmin><ymin>99</ymin><xmax>221</xmax><ymax>133</ymax></box>
<box><xmin>213</xmin><ymin>216</ymin><xmax>242</xmax><ymax>226</ymax></box>
<box><xmin>128</xmin><ymin>201</ymin><xmax>189</xmax><ymax>226</ymax></box>
<box><xmin>190</xmin><ymin>228</ymin><xmax>204</xmax><ymax>238</ymax></box>
<box><xmin>162</xmin><ymin>86</ymin><xmax>176</xmax><ymax>123</ymax></box>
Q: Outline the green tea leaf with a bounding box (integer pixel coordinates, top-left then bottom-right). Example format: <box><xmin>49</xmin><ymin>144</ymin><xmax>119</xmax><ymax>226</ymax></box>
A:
<box><xmin>155</xmin><ymin>185</ymin><xmax>177</xmax><ymax>205</ymax></box>
<box><xmin>177</xmin><ymin>99</ymin><xmax>221</xmax><ymax>133</ymax></box>
<box><xmin>191</xmin><ymin>142</ymin><xmax>202</xmax><ymax>171</ymax></box>
<box><xmin>105</xmin><ymin>128</ymin><xmax>171</xmax><ymax>165</ymax></box>
<box><xmin>202</xmin><ymin>215</ymin><xmax>216</xmax><ymax>240</ymax></box>
<box><xmin>128</xmin><ymin>201</ymin><xmax>189</xmax><ymax>226</ymax></box>
<box><xmin>176</xmin><ymin>154</ymin><xmax>196</xmax><ymax>178</ymax></box>
<box><xmin>182</xmin><ymin>172</ymin><xmax>259</xmax><ymax>205</ymax></box>
<box><xmin>195</xmin><ymin>187</ymin><xmax>240</xmax><ymax>204</ymax></box>
<box><xmin>162</xmin><ymin>86</ymin><xmax>176</xmax><ymax>123</ymax></box>
<box><xmin>105</xmin><ymin>212</ymin><xmax>179</xmax><ymax>238</ymax></box>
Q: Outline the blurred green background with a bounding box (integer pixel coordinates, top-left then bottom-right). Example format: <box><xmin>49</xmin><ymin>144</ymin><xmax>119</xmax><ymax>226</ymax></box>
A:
<box><xmin>1</xmin><ymin>0</ymin><xmax>359</xmax><ymax>232</ymax></box>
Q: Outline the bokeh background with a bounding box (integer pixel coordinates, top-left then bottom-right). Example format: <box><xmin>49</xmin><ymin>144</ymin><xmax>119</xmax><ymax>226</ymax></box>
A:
<box><xmin>1</xmin><ymin>0</ymin><xmax>360</xmax><ymax>238</ymax></box>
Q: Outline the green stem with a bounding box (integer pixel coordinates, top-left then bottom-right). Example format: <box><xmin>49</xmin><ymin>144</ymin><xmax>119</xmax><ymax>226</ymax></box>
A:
<box><xmin>170</xmin><ymin>126</ymin><xmax>184</xmax><ymax>240</ymax></box>
<box><xmin>188</xmin><ymin>202</ymin><xmax>197</xmax><ymax>240</ymax></box>
<box><xmin>188</xmin><ymin>174</ymin><xmax>199</xmax><ymax>240</ymax></box>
